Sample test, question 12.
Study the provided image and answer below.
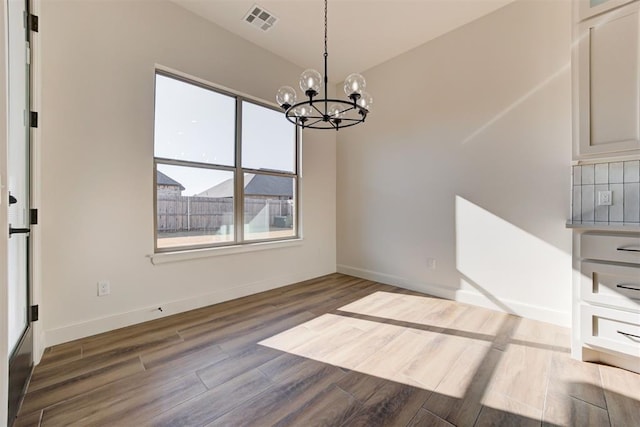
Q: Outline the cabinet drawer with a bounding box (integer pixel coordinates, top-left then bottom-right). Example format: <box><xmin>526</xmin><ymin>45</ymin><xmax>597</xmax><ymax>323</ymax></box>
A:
<box><xmin>581</xmin><ymin>233</ymin><xmax>640</xmax><ymax>264</ymax></box>
<box><xmin>581</xmin><ymin>305</ymin><xmax>640</xmax><ymax>357</ymax></box>
<box><xmin>581</xmin><ymin>261</ymin><xmax>640</xmax><ymax>310</ymax></box>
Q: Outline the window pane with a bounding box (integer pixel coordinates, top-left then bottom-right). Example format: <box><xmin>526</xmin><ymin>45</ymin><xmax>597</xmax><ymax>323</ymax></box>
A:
<box><xmin>244</xmin><ymin>173</ymin><xmax>296</xmax><ymax>241</ymax></box>
<box><xmin>242</xmin><ymin>101</ymin><xmax>295</xmax><ymax>173</ymax></box>
<box><xmin>156</xmin><ymin>164</ymin><xmax>234</xmax><ymax>248</ymax></box>
<box><xmin>154</xmin><ymin>74</ymin><xmax>235</xmax><ymax>166</ymax></box>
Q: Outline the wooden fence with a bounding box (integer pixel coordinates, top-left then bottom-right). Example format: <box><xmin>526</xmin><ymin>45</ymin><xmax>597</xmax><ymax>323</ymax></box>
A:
<box><xmin>157</xmin><ymin>195</ymin><xmax>293</xmax><ymax>233</ymax></box>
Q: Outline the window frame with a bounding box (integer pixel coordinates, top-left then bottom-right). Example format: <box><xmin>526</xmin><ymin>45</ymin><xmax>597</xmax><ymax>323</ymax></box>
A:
<box><xmin>153</xmin><ymin>70</ymin><xmax>300</xmax><ymax>253</ymax></box>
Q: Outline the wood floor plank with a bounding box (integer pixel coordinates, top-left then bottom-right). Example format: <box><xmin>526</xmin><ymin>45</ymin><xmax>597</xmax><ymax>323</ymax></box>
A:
<box><xmin>217</xmin><ymin>310</ymin><xmax>318</xmax><ymax>353</ymax></box>
<box><xmin>41</xmin><ymin>373</ymin><xmax>206</xmax><ymax>426</ymax></box>
<box><xmin>309</xmin><ymin>282</ymin><xmax>393</xmax><ymax>315</ymax></box>
<box><xmin>351</xmin><ymin>328</ymin><xmax>462</xmax><ymax>390</ymax></box>
<box><xmin>546</xmin><ymin>348</ymin><xmax>607</xmax><ymax>409</ymax></box>
<box><xmin>196</xmin><ymin>344</ymin><xmax>280</xmax><ymax>389</ymax></box>
<box><xmin>80</xmin><ymin>328</ymin><xmax>186</xmax><ymax>358</ymax></box>
<box><xmin>272</xmin><ymin>276</ymin><xmax>367</xmax><ymax>309</ymax></box>
<box><xmin>341</xmin><ymin>380</ymin><xmax>431</xmax><ymax>427</ymax></box>
<box><xmin>599</xmin><ymin>364</ymin><xmax>640</xmax><ymax>427</ymax></box>
<box><xmin>423</xmin><ymin>344</ymin><xmax>503</xmax><ymax>426</ymax></box>
<box><xmin>176</xmin><ymin>303</ymin><xmax>282</xmax><ymax>340</ymax></box>
<box><xmin>12</xmin><ymin>409</ymin><xmax>41</xmax><ymax>427</ymax></box>
<box><xmin>486</xmin><ymin>341</ymin><xmax>553</xmax><ymax>411</ymax></box>
<box><xmin>148</xmin><ymin>369</ymin><xmax>272</xmax><ymax>426</ymax></box>
<box><xmin>177</xmin><ymin>301</ymin><xmax>311</xmax><ymax>345</ymax></box>
<box><xmin>272</xmin><ymin>384</ymin><xmax>362</xmax><ymax>427</ymax></box>
<box><xmin>542</xmin><ymin>391</ymin><xmax>610</xmax><ymax>427</ymax></box>
<box><xmin>475</xmin><ymin>391</ymin><xmax>542</xmax><ymax>427</ymax></box>
<box><xmin>37</xmin><ymin>344</ymin><xmax>82</xmax><ymax>370</ymax></box>
<box><xmin>37</xmin><ymin>345</ymin><xmax>224</xmax><ymax>425</ymax></box>
<box><xmin>406</xmin><ymin>408</ymin><xmax>455</xmax><ymax>427</ymax></box>
<box><xmin>335</xmin><ymin>371</ymin><xmax>389</xmax><ymax>405</ymax></box>
<box><xmin>140</xmin><ymin>340</ymin><xmax>228</xmax><ymax>374</ymax></box>
<box><xmin>207</xmin><ymin>356</ymin><xmax>346</xmax><ymax>426</ymax></box>
<box><xmin>29</xmin><ymin>332</ymin><xmax>182</xmax><ymax>391</ymax></box>
<box><xmin>20</xmin><ymin>357</ymin><xmax>145</xmax><ymax>416</ymax></box>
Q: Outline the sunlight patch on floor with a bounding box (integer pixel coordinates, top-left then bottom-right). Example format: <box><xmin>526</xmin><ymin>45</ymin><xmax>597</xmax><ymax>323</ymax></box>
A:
<box><xmin>259</xmin><ymin>312</ymin><xmax>491</xmax><ymax>392</ymax></box>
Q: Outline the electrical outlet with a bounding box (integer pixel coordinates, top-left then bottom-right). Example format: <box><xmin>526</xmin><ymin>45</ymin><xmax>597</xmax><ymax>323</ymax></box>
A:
<box><xmin>597</xmin><ymin>190</ymin><xmax>612</xmax><ymax>206</ymax></box>
<box><xmin>97</xmin><ymin>280</ymin><xmax>110</xmax><ymax>297</ymax></box>
<box><xmin>426</xmin><ymin>258</ymin><xmax>437</xmax><ymax>270</ymax></box>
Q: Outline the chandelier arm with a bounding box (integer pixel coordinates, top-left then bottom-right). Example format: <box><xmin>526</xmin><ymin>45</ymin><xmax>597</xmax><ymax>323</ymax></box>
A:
<box><xmin>338</xmin><ymin>105</ymin><xmax>356</xmax><ymax>114</ymax></box>
<box><xmin>311</xmin><ymin>103</ymin><xmax>324</xmax><ymax>117</ymax></box>
<box><xmin>306</xmin><ymin>117</ymin><xmax>325</xmax><ymax>127</ymax></box>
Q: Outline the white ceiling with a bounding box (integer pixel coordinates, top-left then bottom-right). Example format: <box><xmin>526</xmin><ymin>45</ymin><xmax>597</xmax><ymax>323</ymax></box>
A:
<box><xmin>173</xmin><ymin>0</ymin><xmax>515</xmax><ymax>82</ymax></box>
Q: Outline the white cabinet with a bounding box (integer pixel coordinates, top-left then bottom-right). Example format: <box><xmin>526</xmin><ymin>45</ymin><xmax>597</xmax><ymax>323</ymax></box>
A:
<box><xmin>575</xmin><ymin>0</ymin><xmax>640</xmax><ymax>158</ymax></box>
<box><xmin>578</xmin><ymin>0</ymin><xmax>636</xmax><ymax>20</ymax></box>
<box><xmin>575</xmin><ymin>231</ymin><xmax>640</xmax><ymax>371</ymax></box>
<box><xmin>581</xmin><ymin>305</ymin><xmax>640</xmax><ymax>358</ymax></box>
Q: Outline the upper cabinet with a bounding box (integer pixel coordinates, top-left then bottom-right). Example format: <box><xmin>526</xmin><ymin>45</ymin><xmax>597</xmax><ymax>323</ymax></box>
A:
<box><xmin>579</xmin><ymin>0</ymin><xmax>636</xmax><ymax>20</ymax></box>
<box><xmin>575</xmin><ymin>0</ymin><xmax>640</xmax><ymax>159</ymax></box>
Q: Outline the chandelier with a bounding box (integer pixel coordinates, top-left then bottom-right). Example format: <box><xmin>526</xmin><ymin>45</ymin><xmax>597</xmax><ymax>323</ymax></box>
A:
<box><xmin>276</xmin><ymin>0</ymin><xmax>372</xmax><ymax>130</ymax></box>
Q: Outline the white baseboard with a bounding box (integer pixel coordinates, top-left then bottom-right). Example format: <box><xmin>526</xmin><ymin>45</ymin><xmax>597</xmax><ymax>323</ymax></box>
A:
<box><xmin>337</xmin><ymin>264</ymin><xmax>458</xmax><ymax>300</ymax></box>
<box><xmin>337</xmin><ymin>264</ymin><xmax>571</xmax><ymax>327</ymax></box>
<box><xmin>44</xmin><ymin>268</ymin><xmax>332</xmax><ymax>347</ymax></box>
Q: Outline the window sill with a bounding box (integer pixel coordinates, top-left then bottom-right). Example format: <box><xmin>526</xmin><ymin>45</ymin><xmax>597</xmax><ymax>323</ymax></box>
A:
<box><xmin>148</xmin><ymin>238</ymin><xmax>303</xmax><ymax>265</ymax></box>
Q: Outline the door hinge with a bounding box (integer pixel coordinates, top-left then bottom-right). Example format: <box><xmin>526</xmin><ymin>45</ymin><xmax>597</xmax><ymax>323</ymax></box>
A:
<box><xmin>29</xmin><ymin>14</ymin><xmax>38</xmax><ymax>32</ymax></box>
<box><xmin>30</xmin><ymin>305</ymin><xmax>39</xmax><ymax>322</ymax></box>
<box><xmin>30</xmin><ymin>208</ymin><xmax>38</xmax><ymax>225</ymax></box>
<box><xmin>30</xmin><ymin>111</ymin><xmax>38</xmax><ymax>128</ymax></box>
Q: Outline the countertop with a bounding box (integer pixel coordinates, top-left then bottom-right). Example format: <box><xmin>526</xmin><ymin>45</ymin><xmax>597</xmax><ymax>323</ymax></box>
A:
<box><xmin>566</xmin><ymin>220</ymin><xmax>640</xmax><ymax>232</ymax></box>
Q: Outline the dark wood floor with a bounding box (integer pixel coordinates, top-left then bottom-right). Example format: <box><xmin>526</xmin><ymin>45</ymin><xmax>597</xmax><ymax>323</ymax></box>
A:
<box><xmin>12</xmin><ymin>273</ymin><xmax>640</xmax><ymax>427</ymax></box>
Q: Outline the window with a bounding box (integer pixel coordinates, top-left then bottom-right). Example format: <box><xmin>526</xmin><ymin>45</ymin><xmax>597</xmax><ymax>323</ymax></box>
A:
<box><xmin>154</xmin><ymin>72</ymin><xmax>298</xmax><ymax>252</ymax></box>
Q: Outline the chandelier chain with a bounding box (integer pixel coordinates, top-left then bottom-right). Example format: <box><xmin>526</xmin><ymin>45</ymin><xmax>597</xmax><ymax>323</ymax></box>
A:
<box><xmin>324</xmin><ymin>0</ymin><xmax>328</xmax><ymax>57</ymax></box>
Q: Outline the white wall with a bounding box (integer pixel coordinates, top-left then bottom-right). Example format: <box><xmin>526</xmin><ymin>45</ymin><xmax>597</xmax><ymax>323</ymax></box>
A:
<box><xmin>337</xmin><ymin>0</ymin><xmax>573</xmax><ymax>326</ymax></box>
<box><xmin>39</xmin><ymin>0</ymin><xmax>336</xmax><ymax>347</ymax></box>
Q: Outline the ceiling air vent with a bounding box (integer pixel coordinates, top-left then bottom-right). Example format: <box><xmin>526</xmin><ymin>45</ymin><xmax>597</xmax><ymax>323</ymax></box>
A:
<box><xmin>243</xmin><ymin>4</ymin><xmax>278</xmax><ymax>32</ymax></box>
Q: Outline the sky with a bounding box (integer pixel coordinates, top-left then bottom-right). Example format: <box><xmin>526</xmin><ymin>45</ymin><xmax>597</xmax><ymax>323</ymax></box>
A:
<box><xmin>154</xmin><ymin>75</ymin><xmax>295</xmax><ymax>196</ymax></box>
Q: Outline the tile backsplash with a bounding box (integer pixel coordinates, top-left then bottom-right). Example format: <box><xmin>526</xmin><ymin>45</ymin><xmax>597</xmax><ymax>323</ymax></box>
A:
<box><xmin>572</xmin><ymin>160</ymin><xmax>640</xmax><ymax>223</ymax></box>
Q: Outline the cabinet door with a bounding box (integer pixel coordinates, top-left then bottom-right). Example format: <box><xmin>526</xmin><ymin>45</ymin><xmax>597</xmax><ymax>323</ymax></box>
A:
<box><xmin>577</xmin><ymin>1</ymin><xmax>640</xmax><ymax>157</ymax></box>
<box><xmin>578</xmin><ymin>0</ymin><xmax>636</xmax><ymax>21</ymax></box>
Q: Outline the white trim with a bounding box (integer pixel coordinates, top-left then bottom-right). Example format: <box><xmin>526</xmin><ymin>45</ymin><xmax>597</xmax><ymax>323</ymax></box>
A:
<box><xmin>0</xmin><ymin>0</ymin><xmax>9</xmax><ymax>422</ymax></box>
<box><xmin>44</xmin><ymin>267</ymin><xmax>328</xmax><ymax>346</ymax></box>
<box><xmin>336</xmin><ymin>264</ymin><xmax>457</xmax><ymax>300</ymax></box>
<box><xmin>149</xmin><ymin>238</ymin><xmax>303</xmax><ymax>265</ymax></box>
<box><xmin>337</xmin><ymin>264</ymin><xmax>571</xmax><ymax>327</ymax></box>
<box><xmin>155</xmin><ymin>63</ymin><xmax>282</xmax><ymax>111</ymax></box>
<box><xmin>30</xmin><ymin>0</ymin><xmax>43</xmax><ymax>365</ymax></box>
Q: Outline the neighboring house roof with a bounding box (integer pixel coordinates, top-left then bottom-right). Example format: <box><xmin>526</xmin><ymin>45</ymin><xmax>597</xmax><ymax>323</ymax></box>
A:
<box><xmin>157</xmin><ymin>170</ymin><xmax>185</xmax><ymax>191</ymax></box>
<box><xmin>198</xmin><ymin>174</ymin><xmax>293</xmax><ymax>198</ymax></box>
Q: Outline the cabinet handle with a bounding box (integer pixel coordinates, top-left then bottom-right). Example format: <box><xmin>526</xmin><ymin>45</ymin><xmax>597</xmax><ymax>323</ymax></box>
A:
<box><xmin>617</xmin><ymin>330</ymin><xmax>640</xmax><ymax>340</ymax></box>
<box><xmin>617</xmin><ymin>284</ymin><xmax>640</xmax><ymax>292</ymax></box>
<box><xmin>617</xmin><ymin>247</ymin><xmax>640</xmax><ymax>253</ymax></box>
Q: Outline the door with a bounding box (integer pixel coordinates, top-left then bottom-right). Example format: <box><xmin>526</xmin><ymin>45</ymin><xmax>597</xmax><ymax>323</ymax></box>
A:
<box><xmin>7</xmin><ymin>0</ymin><xmax>33</xmax><ymax>424</ymax></box>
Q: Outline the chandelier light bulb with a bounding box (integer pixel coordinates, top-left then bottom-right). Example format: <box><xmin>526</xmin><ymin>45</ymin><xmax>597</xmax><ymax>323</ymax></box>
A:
<box><xmin>299</xmin><ymin>69</ymin><xmax>322</xmax><ymax>96</ymax></box>
<box><xmin>294</xmin><ymin>104</ymin><xmax>314</xmax><ymax>118</ymax></box>
<box><xmin>276</xmin><ymin>86</ymin><xmax>297</xmax><ymax>109</ymax></box>
<box><xmin>344</xmin><ymin>73</ymin><xmax>366</xmax><ymax>98</ymax></box>
<box><xmin>357</xmin><ymin>91</ymin><xmax>373</xmax><ymax>112</ymax></box>
<box><xmin>328</xmin><ymin>103</ymin><xmax>343</xmax><ymax>119</ymax></box>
